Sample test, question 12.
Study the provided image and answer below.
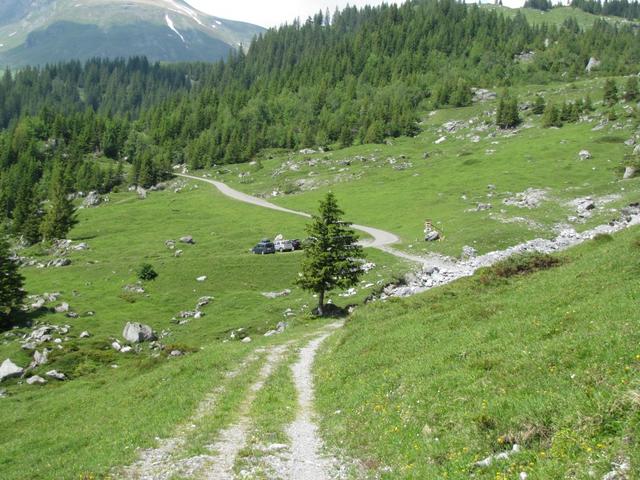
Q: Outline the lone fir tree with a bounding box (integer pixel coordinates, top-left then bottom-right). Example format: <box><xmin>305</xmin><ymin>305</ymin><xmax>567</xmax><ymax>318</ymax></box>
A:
<box><xmin>297</xmin><ymin>193</ymin><xmax>365</xmax><ymax>316</ymax></box>
<box><xmin>40</xmin><ymin>162</ymin><xmax>77</xmax><ymax>242</ymax></box>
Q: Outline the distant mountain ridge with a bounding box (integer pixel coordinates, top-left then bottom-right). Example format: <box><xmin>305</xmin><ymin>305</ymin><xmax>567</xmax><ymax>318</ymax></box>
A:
<box><xmin>0</xmin><ymin>0</ymin><xmax>265</xmax><ymax>67</ymax></box>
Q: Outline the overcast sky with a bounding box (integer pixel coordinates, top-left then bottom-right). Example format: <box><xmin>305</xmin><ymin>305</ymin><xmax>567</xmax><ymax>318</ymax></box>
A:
<box><xmin>188</xmin><ymin>1</ymin><xmax>526</xmax><ymax>27</ymax></box>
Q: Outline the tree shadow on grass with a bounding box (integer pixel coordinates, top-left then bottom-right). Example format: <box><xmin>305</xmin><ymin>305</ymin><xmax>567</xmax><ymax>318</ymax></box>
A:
<box><xmin>0</xmin><ymin>308</ymin><xmax>52</xmax><ymax>333</ymax></box>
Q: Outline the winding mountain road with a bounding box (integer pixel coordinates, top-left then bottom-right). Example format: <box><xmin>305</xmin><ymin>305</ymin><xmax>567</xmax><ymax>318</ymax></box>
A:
<box><xmin>177</xmin><ymin>173</ymin><xmax>448</xmax><ymax>266</ymax></box>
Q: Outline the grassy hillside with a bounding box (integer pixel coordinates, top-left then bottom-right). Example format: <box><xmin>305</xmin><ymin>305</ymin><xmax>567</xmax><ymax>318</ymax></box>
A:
<box><xmin>315</xmin><ymin>227</ymin><xmax>640</xmax><ymax>479</ymax></box>
<box><xmin>0</xmin><ymin>181</ymin><xmax>405</xmax><ymax>479</ymax></box>
<box><xmin>197</xmin><ymin>76</ymin><xmax>639</xmax><ymax>258</ymax></box>
<box><xmin>483</xmin><ymin>5</ymin><xmax>639</xmax><ymax>28</ymax></box>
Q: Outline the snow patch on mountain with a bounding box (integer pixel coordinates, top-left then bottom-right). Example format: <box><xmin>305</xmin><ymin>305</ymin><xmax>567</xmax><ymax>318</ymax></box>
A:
<box><xmin>167</xmin><ymin>0</ymin><xmax>203</xmax><ymax>26</ymax></box>
<box><xmin>165</xmin><ymin>14</ymin><xmax>186</xmax><ymax>43</ymax></box>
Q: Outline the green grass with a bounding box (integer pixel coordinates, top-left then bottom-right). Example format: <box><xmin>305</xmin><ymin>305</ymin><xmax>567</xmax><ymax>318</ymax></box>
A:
<box><xmin>482</xmin><ymin>5</ymin><xmax>639</xmax><ymax>29</ymax></box>
<box><xmin>0</xmin><ymin>180</ymin><xmax>403</xmax><ymax>480</ymax></box>
<box><xmin>314</xmin><ymin>226</ymin><xmax>640</xmax><ymax>479</ymax></box>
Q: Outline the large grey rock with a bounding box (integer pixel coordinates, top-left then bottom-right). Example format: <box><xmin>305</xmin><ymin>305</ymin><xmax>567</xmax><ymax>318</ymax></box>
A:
<box><xmin>122</xmin><ymin>322</ymin><xmax>157</xmax><ymax>343</ymax></box>
<box><xmin>180</xmin><ymin>236</ymin><xmax>195</xmax><ymax>245</ymax></box>
<box><xmin>27</xmin><ymin>375</ymin><xmax>47</xmax><ymax>385</ymax></box>
<box><xmin>634</xmin><ymin>144</ymin><xmax>640</xmax><ymax>156</ymax></box>
<box><xmin>425</xmin><ymin>231</ymin><xmax>440</xmax><ymax>242</ymax></box>
<box><xmin>54</xmin><ymin>302</ymin><xmax>70</xmax><ymax>313</ymax></box>
<box><xmin>83</xmin><ymin>191</ymin><xmax>101</xmax><ymax>208</ymax></box>
<box><xmin>578</xmin><ymin>150</ymin><xmax>592</xmax><ymax>160</ymax></box>
<box><xmin>585</xmin><ymin>57</ymin><xmax>601</xmax><ymax>73</ymax></box>
<box><xmin>32</xmin><ymin>349</ymin><xmax>49</xmax><ymax>367</ymax></box>
<box><xmin>462</xmin><ymin>245</ymin><xmax>478</xmax><ymax>259</ymax></box>
<box><xmin>0</xmin><ymin>359</ymin><xmax>23</xmax><ymax>382</ymax></box>
<box><xmin>623</xmin><ymin>166</ymin><xmax>636</xmax><ymax>180</ymax></box>
<box><xmin>136</xmin><ymin>186</ymin><xmax>147</xmax><ymax>199</ymax></box>
<box><xmin>45</xmin><ymin>370</ymin><xmax>66</xmax><ymax>381</ymax></box>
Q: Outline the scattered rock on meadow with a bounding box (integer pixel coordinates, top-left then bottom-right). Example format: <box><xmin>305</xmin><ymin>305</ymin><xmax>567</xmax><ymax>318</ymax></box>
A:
<box><xmin>585</xmin><ymin>57</ymin><xmax>601</xmax><ymax>72</ymax></box>
<box><xmin>79</xmin><ymin>331</ymin><xmax>91</xmax><ymax>338</ymax></box>
<box><xmin>262</xmin><ymin>289</ymin><xmax>291</xmax><ymax>299</ymax></box>
<box><xmin>475</xmin><ymin>444</ymin><xmax>521</xmax><ymax>468</ymax></box>
<box><xmin>112</xmin><ymin>341</ymin><xmax>122</xmax><ymax>351</ymax></box>
<box><xmin>32</xmin><ymin>349</ymin><xmax>49</xmax><ymax>367</ymax></box>
<box><xmin>180</xmin><ymin>236</ymin><xmax>195</xmax><ymax>245</ymax></box>
<box><xmin>122</xmin><ymin>322</ymin><xmax>157</xmax><ymax>343</ymax></box>
<box><xmin>26</xmin><ymin>375</ymin><xmax>47</xmax><ymax>385</ymax></box>
<box><xmin>634</xmin><ymin>144</ymin><xmax>640</xmax><ymax>156</ymax></box>
<box><xmin>425</xmin><ymin>231</ymin><xmax>440</xmax><ymax>242</ymax></box>
<box><xmin>196</xmin><ymin>276</ymin><xmax>207</xmax><ymax>282</ymax></box>
<box><xmin>45</xmin><ymin>370</ymin><xmax>66</xmax><ymax>381</ymax></box>
<box><xmin>241</xmin><ymin>337</ymin><xmax>252</xmax><ymax>343</ymax></box>
<box><xmin>462</xmin><ymin>245</ymin><xmax>478</xmax><ymax>259</ymax></box>
<box><xmin>0</xmin><ymin>359</ymin><xmax>23</xmax><ymax>382</ymax></box>
<box><xmin>578</xmin><ymin>150</ymin><xmax>592</xmax><ymax>160</ymax></box>
<box><xmin>136</xmin><ymin>186</ymin><xmax>147</xmax><ymax>199</ymax></box>
<box><xmin>170</xmin><ymin>350</ymin><xmax>183</xmax><ymax>357</ymax></box>
<box><xmin>123</xmin><ymin>283</ymin><xmax>145</xmax><ymax>294</ymax></box>
<box><xmin>83</xmin><ymin>191</ymin><xmax>101</xmax><ymax>208</ymax></box>
<box><xmin>602</xmin><ymin>457</ymin><xmax>631</xmax><ymax>480</ymax></box>
<box><xmin>476</xmin><ymin>203</ymin><xmax>492</xmax><ymax>211</ymax></box>
<box><xmin>45</xmin><ymin>258</ymin><xmax>71</xmax><ymax>268</ymax></box>
<box><xmin>623</xmin><ymin>166</ymin><xmax>636</xmax><ymax>179</ymax></box>
<box><xmin>54</xmin><ymin>303</ymin><xmax>69</xmax><ymax>313</ymax></box>
<box><xmin>120</xmin><ymin>346</ymin><xmax>133</xmax><ymax>353</ymax></box>
<box><xmin>503</xmin><ymin>188</ymin><xmax>548</xmax><ymax>209</ymax></box>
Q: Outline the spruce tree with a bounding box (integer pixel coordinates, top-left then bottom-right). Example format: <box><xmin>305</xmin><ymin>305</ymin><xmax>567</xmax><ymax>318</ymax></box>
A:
<box><xmin>624</xmin><ymin>76</ymin><xmax>639</xmax><ymax>102</ymax></box>
<box><xmin>542</xmin><ymin>103</ymin><xmax>562</xmax><ymax>128</ymax></box>
<box><xmin>40</xmin><ymin>163</ymin><xmax>77</xmax><ymax>242</ymax></box>
<box><xmin>297</xmin><ymin>193</ymin><xmax>365</xmax><ymax>316</ymax></box>
<box><xmin>603</xmin><ymin>79</ymin><xmax>619</xmax><ymax>106</ymax></box>
<box><xmin>0</xmin><ymin>235</ymin><xmax>25</xmax><ymax>325</ymax></box>
<box><xmin>532</xmin><ymin>95</ymin><xmax>546</xmax><ymax>115</ymax></box>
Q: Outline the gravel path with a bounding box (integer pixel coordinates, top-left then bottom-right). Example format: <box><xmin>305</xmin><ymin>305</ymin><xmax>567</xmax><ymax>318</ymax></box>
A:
<box><xmin>177</xmin><ymin>174</ymin><xmax>423</xmax><ymax>257</ymax></box>
<box><xmin>285</xmin><ymin>322</ymin><xmax>345</xmax><ymax>480</ymax></box>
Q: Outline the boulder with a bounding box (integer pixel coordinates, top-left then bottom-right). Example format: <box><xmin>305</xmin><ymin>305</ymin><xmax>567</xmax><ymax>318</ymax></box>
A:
<box><xmin>82</xmin><ymin>191</ymin><xmax>101</xmax><ymax>208</ymax></box>
<box><xmin>79</xmin><ymin>331</ymin><xmax>91</xmax><ymax>339</ymax></box>
<box><xmin>179</xmin><ymin>236</ymin><xmax>195</xmax><ymax>245</ymax></box>
<box><xmin>136</xmin><ymin>186</ymin><xmax>147</xmax><ymax>199</ymax></box>
<box><xmin>578</xmin><ymin>150</ymin><xmax>592</xmax><ymax>160</ymax></box>
<box><xmin>462</xmin><ymin>245</ymin><xmax>478</xmax><ymax>259</ymax></box>
<box><xmin>262</xmin><ymin>289</ymin><xmax>291</xmax><ymax>299</ymax></box>
<box><xmin>46</xmin><ymin>258</ymin><xmax>71</xmax><ymax>268</ymax></box>
<box><xmin>425</xmin><ymin>231</ymin><xmax>440</xmax><ymax>242</ymax></box>
<box><xmin>623</xmin><ymin>166</ymin><xmax>636</xmax><ymax>180</ymax></box>
<box><xmin>196</xmin><ymin>276</ymin><xmax>207</xmax><ymax>282</ymax></box>
<box><xmin>45</xmin><ymin>370</ymin><xmax>66</xmax><ymax>381</ymax></box>
<box><xmin>122</xmin><ymin>322</ymin><xmax>157</xmax><ymax>343</ymax></box>
<box><xmin>585</xmin><ymin>57</ymin><xmax>601</xmax><ymax>73</ymax></box>
<box><xmin>0</xmin><ymin>359</ymin><xmax>23</xmax><ymax>382</ymax></box>
<box><xmin>471</xmin><ymin>88</ymin><xmax>497</xmax><ymax>103</ymax></box>
<box><xmin>241</xmin><ymin>337</ymin><xmax>252</xmax><ymax>343</ymax></box>
<box><xmin>120</xmin><ymin>346</ymin><xmax>133</xmax><ymax>353</ymax></box>
<box><xmin>112</xmin><ymin>341</ymin><xmax>122</xmax><ymax>351</ymax></box>
<box><xmin>54</xmin><ymin>302</ymin><xmax>70</xmax><ymax>313</ymax></box>
<box><xmin>634</xmin><ymin>144</ymin><xmax>640</xmax><ymax>156</ymax></box>
<box><xmin>170</xmin><ymin>350</ymin><xmax>183</xmax><ymax>357</ymax></box>
<box><xmin>32</xmin><ymin>350</ymin><xmax>49</xmax><ymax>367</ymax></box>
<box><xmin>27</xmin><ymin>375</ymin><xmax>47</xmax><ymax>385</ymax></box>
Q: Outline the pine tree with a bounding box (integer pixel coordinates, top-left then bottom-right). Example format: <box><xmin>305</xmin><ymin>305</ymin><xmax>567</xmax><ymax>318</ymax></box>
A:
<box><xmin>0</xmin><ymin>235</ymin><xmax>25</xmax><ymax>325</ymax></box>
<box><xmin>603</xmin><ymin>79</ymin><xmax>619</xmax><ymax>106</ymax></box>
<box><xmin>532</xmin><ymin>95</ymin><xmax>546</xmax><ymax>115</ymax></box>
<box><xmin>297</xmin><ymin>193</ymin><xmax>365</xmax><ymax>316</ymax></box>
<box><xmin>497</xmin><ymin>92</ymin><xmax>521</xmax><ymax>129</ymax></box>
<box><xmin>542</xmin><ymin>103</ymin><xmax>562</xmax><ymax>128</ymax></box>
<box><xmin>40</xmin><ymin>163</ymin><xmax>77</xmax><ymax>242</ymax></box>
<box><xmin>624</xmin><ymin>76</ymin><xmax>639</xmax><ymax>102</ymax></box>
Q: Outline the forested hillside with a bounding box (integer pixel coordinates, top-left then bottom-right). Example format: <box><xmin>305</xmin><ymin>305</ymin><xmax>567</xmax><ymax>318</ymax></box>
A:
<box><xmin>1</xmin><ymin>0</ymin><xmax>639</xmax><ymax>244</ymax></box>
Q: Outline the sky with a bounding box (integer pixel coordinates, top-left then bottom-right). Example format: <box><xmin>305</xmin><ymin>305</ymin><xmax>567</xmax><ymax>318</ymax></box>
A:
<box><xmin>187</xmin><ymin>1</ymin><xmax>527</xmax><ymax>27</ymax></box>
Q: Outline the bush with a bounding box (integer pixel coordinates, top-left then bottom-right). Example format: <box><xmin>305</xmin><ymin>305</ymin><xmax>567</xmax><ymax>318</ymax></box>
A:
<box><xmin>479</xmin><ymin>252</ymin><xmax>562</xmax><ymax>284</ymax></box>
<box><xmin>137</xmin><ymin>263</ymin><xmax>158</xmax><ymax>281</ymax></box>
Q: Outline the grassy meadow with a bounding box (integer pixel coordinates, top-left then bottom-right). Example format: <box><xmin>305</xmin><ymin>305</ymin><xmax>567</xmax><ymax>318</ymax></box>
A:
<box><xmin>0</xmin><ymin>181</ymin><xmax>405</xmax><ymax>479</ymax></box>
<box><xmin>315</xmin><ymin>227</ymin><xmax>640</xmax><ymax>479</ymax></box>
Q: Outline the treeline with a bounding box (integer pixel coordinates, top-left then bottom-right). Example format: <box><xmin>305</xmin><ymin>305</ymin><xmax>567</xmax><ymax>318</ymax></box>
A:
<box><xmin>524</xmin><ymin>0</ymin><xmax>554</xmax><ymax>11</ymax></box>
<box><xmin>0</xmin><ymin>56</ymin><xmax>194</xmax><ymax>129</ymax></box>
<box><xmin>571</xmin><ymin>0</ymin><xmax>640</xmax><ymax>20</ymax></box>
<box><xmin>2</xmin><ymin>0</ymin><xmax>640</xmax><ymax>243</ymax></box>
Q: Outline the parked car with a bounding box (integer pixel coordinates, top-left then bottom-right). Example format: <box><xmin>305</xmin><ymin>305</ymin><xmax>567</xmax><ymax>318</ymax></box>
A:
<box><xmin>252</xmin><ymin>239</ymin><xmax>276</xmax><ymax>255</ymax></box>
<box><xmin>275</xmin><ymin>239</ymin><xmax>294</xmax><ymax>252</ymax></box>
<box><xmin>291</xmin><ymin>239</ymin><xmax>303</xmax><ymax>250</ymax></box>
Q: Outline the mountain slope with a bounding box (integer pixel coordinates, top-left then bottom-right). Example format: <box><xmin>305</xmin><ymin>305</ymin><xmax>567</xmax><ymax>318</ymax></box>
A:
<box><xmin>0</xmin><ymin>0</ymin><xmax>265</xmax><ymax>67</ymax></box>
